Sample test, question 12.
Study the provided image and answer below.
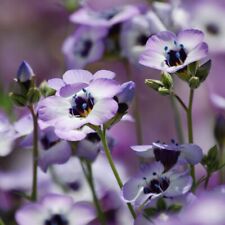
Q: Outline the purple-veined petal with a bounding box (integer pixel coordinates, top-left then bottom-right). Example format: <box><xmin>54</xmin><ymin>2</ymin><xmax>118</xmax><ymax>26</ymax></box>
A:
<box><xmin>87</xmin><ymin>99</ymin><xmax>118</xmax><ymax>125</ymax></box>
<box><xmin>131</xmin><ymin>145</ymin><xmax>154</xmax><ymax>158</ymax></box>
<box><xmin>54</xmin><ymin>128</ymin><xmax>87</xmax><ymax>142</ymax></box>
<box><xmin>63</xmin><ymin>69</ymin><xmax>93</xmax><ymax>85</ymax></box>
<box><xmin>38</xmin><ymin>141</ymin><xmax>72</xmax><ymax>172</ymax></box>
<box><xmin>59</xmin><ymin>83</ymin><xmax>88</xmax><ymax>97</ymax></box>
<box><xmin>177</xmin><ymin>29</ymin><xmax>204</xmax><ymax>51</ymax></box>
<box><xmin>93</xmin><ymin>70</ymin><xmax>116</xmax><ymax>80</ymax></box>
<box><xmin>88</xmin><ymin>78</ymin><xmax>121</xmax><ymax>99</ymax></box>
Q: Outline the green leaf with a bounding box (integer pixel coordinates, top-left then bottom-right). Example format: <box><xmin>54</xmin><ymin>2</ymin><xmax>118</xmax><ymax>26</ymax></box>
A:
<box><xmin>0</xmin><ymin>218</ymin><xmax>5</xmax><ymax>225</ymax></box>
<box><xmin>144</xmin><ymin>207</ymin><xmax>158</xmax><ymax>218</ymax></box>
<box><xmin>167</xmin><ymin>204</ymin><xmax>182</xmax><ymax>213</ymax></box>
<box><xmin>188</xmin><ymin>62</ymin><xmax>198</xmax><ymax>76</ymax></box>
<box><xmin>196</xmin><ymin>60</ymin><xmax>211</xmax><ymax>82</ymax></box>
<box><xmin>156</xmin><ymin>198</ymin><xmax>167</xmax><ymax>211</ymax></box>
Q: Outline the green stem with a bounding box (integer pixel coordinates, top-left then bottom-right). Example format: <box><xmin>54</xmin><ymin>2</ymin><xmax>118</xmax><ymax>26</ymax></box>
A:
<box><xmin>204</xmin><ymin>172</ymin><xmax>211</xmax><ymax>189</ymax></box>
<box><xmin>186</xmin><ymin>89</ymin><xmax>196</xmax><ymax>188</ymax></box>
<box><xmin>80</xmin><ymin>160</ymin><xmax>106</xmax><ymax>225</ymax></box>
<box><xmin>29</xmin><ymin>105</ymin><xmax>39</xmax><ymax>202</ymax></box>
<box><xmin>98</xmin><ymin>127</ymin><xmax>136</xmax><ymax>219</ymax></box>
<box><xmin>170</xmin><ymin>95</ymin><xmax>184</xmax><ymax>143</ymax></box>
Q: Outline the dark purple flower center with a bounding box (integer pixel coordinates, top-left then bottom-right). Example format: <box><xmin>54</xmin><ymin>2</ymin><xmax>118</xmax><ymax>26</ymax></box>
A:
<box><xmin>69</xmin><ymin>89</ymin><xmax>94</xmax><ymax>117</ymax></box>
<box><xmin>41</xmin><ymin>135</ymin><xmax>59</xmax><ymax>150</ymax></box>
<box><xmin>100</xmin><ymin>8</ymin><xmax>120</xmax><ymax>20</ymax></box>
<box><xmin>153</xmin><ymin>140</ymin><xmax>181</xmax><ymax>171</ymax></box>
<box><xmin>143</xmin><ymin>177</ymin><xmax>170</xmax><ymax>194</ymax></box>
<box><xmin>67</xmin><ymin>180</ymin><xmax>81</xmax><ymax>191</ymax></box>
<box><xmin>86</xmin><ymin>132</ymin><xmax>101</xmax><ymax>143</ymax></box>
<box><xmin>206</xmin><ymin>23</ymin><xmax>219</xmax><ymax>35</ymax></box>
<box><xmin>165</xmin><ymin>44</ymin><xmax>187</xmax><ymax>67</ymax></box>
<box><xmin>113</xmin><ymin>96</ymin><xmax>128</xmax><ymax>114</ymax></box>
<box><xmin>80</xmin><ymin>40</ymin><xmax>93</xmax><ymax>58</ymax></box>
<box><xmin>44</xmin><ymin>214</ymin><xmax>69</xmax><ymax>225</ymax></box>
<box><xmin>136</xmin><ymin>34</ymin><xmax>149</xmax><ymax>46</ymax></box>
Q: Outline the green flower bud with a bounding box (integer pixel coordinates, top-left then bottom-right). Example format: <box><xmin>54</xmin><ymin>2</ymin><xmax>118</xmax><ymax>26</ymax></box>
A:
<box><xmin>158</xmin><ymin>87</ymin><xmax>170</xmax><ymax>95</ymax></box>
<box><xmin>27</xmin><ymin>88</ymin><xmax>41</xmax><ymax>104</ymax></box>
<box><xmin>189</xmin><ymin>76</ymin><xmax>200</xmax><ymax>89</ymax></box>
<box><xmin>9</xmin><ymin>92</ymin><xmax>27</xmax><ymax>107</ymax></box>
<box><xmin>161</xmin><ymin>72</ymin><xmax>173</xmax><ymax>89</ymax></box>
<box><xmin>196</xmin><ymin>60</ymin><xmax>211</xmax><ymax>82</ymax></box>
<box><xmin>145</xmin><ymin>79</ymin><xmax>164</xmax><ymax>91</ymax></box>
<box><xmin>39</xmin><ymin>81</ymin><xmax>56</xmax><ymax>97</ymax></box>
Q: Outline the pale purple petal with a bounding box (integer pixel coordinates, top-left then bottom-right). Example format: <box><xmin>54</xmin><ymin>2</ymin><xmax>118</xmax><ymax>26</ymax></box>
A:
<box><xmin>37</xmin><ymin>96</ymin><xmax>70</xmax><ymax>126</ymax></box>
<box><xmin>59</xmin><ymin>83</ymin><xmax>88</xmax><ymax>97</ymax></box>
<box><xmin>211</xmin><ymin>94</ymin><xmax>225</xmax><ymax>109</ymax></box>
<box><xmin>164</xmin><ymin>174</ymin><xmax>192</xmax><ymax>197</ymax></box>
<box><xmin>69</xmin><ymin>202</ymin><xmax>96</xmax><ymax>225</ymax></box>
<box><xmin>184</xmin><ymin>42</ymin><xmax>208</xmax><ymax>65</ymax></box>
<box><xmin>177</xmin><ymin>29</ymin><xmax>204</xmax><ymax>51</ymax></box>
<box><xmin>38</xmin><ymin>141</ymin><xmax>72</xmax><ymax>172</ymax></box>
<box><xmin>131</xmin><ymin>145</ymin><xmax>154</xmax><ymax>158</ymax></box>
<box><xmin>54</xmin><ymin>128</ymin><xmax>87</xmax><ymax>141</ymax></box>
<box><xmin>16</xmin><ymin>204</ymin><xmax>46</xmax><ymax>225</ymax></box>
<box><xmin>87</xmin><ymin>78</ymin><xmax>121</xmax><ymax>99</ymax></box>
<box><xmin>14</xmin><ymin>114</ymin><xmax>33</xmax><ymax>137</ymax></box>
<box><xmin>48</xmin><ymin>78</ymin><xmax>65</xmax><ymax>91</ymax></box>
<box><xmin>87</xmin><ymin>99</ymin><xmax>118</xmax><ymax>125</ymax></box>
<box><xmin>63</xmin><ymin>70</ymin><xmax>93</xmax><ymax>85</ymax></box>
<box><xmin>122</xmin><ymin>177</ymin><xmax>143</xmax><ymax>202</ymax></box>
<box><xmin>180</xmin><ymin>144</ymin><xmax>203</xmax><ymax>165</ymax></box>
<box><xmin>145</xmin><ymin>31</ymin><xmax>176</xmax><ymax>53</ymax></box>
<box><xmin>117</xmin><ymin>81</ymin><xmax>135</xmax><ymax>104</ymax></box>
<box><xmin>93</xmin><ymin>70</ymin><xmax>116</xmax><ymax>80</ymax></box>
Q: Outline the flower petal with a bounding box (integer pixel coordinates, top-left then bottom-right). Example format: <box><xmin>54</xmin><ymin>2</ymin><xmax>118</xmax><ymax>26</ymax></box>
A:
<box><xmin>87</xmin><ymin>99</ymin><xmax>118</xmax><ymax>125</ymax></box>
<box><xmin>63</xmin><ymin>69</ymin><xmax>93</xmax><ymax>85</ymax></box>
<box><xmin>54</xmin><ymin>128</ymin><xmax>87</xmax><ymax>141</ymax></box>
<box><xmin>131</xmin><ymin>145</ymin><xmax>154</xmax><ymax>158</ymax></box>
<box><xmin>88</xmin><ymin>78</ymin><xmax>121</xmax><ymax>99</ymax></box>
<box><xmin>48</xmin><ymin>78</ymin><xmax>65</xmax><ymax>91</ymax></box>
<box><xmin>180</xmin><ymin>144</ymin><xmax>203</xmax><ymax>165</ymax></box>
<box><xmin>177</xmin><ymin>29</ymin><xmax>204</xmax><ymax>51</ymax></box>
<box><xmin>93</xmin><ymin>70</ymin><xmax>116</xmax><ymax>80</ymax></box>
<box><xmin>59</xmin><ymin>83</ymin><xmax>88</xmax><ymax>97</ymax></box>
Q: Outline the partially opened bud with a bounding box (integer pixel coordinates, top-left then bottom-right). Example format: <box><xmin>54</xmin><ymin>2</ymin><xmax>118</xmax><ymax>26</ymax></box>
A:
<box><xmin>17</xmin><ymin>61</ymin><xmax>35</xmax><ymax>83</ymax></box>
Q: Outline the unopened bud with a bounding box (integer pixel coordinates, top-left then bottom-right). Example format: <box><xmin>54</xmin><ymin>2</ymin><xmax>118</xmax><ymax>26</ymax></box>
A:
<box><xmin>158</xmin><ymin>87</ymin><xmax>170</xmax><ymax>95</ymax></box>
<box><xmin>189</xmin><ymin>76</ymin><xmax>200</xmax><ymax>89</ymax></box>
<box><xmin>9</xmin><ymin>92</ymin><xmax>27</xmax><ymax>107</ymax></box>
<box><xmin>161</xmin><ymin>73</ymin><xmax>173</xmax><ymax>89</ymax></box>
<box><xmin>145</xmin><ymin>79</ymin><xmax>164</xmax><ymax>91</ymax></box>
<box><xmin>27</xmin><ymin>88</ymin><xmax>41</xmax><ymax>104</ymax></box>
<box><xmin>39</xmin><ymin>81</ymin><xmax>56</xmax><ymax>97</ymax></box>
<box><xmin>17</xmin><ymin>61</ymin><xmax>34</xmax><ymax>83</ymax></box>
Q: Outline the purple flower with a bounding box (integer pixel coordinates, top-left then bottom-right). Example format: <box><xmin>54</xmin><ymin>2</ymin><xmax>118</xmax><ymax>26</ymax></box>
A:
<box><xmin>120</xmin><ymin>10</ymin><xmax>166</xmax><ymax>63</ymax></box>
<box><xmin>38</xmin><ymin>69</ymin><xmax>121</xmax><ymax>141</ymax></box>
<box><xmin>190</xmin><ymin>2</ymin><xmax>225</xmax><ymax>53</ymax></box>
<box><xmin>76</xmin><ymin>132</ymin><xmax>115</xmax><ymax>161</ymax></box>
<box><xmin>131</xmin><ymin>140</ymin><xmax>203</xmax><ymax>170</ymax></box>
<box><xmin>122</xmin><ymin>162</ymin><xmax>192</xmax><ymax>207</ymax></box>
<box><xmin>0</xmin><ymin>112</ymin><xmax>16</xmax><ymax>156</ymax></box>
<box><xmin>70</xmin><ymin>5</ymin><xmax>139</xmax><ymax>28</ymax></box>
<box><xmin>16</xmin><ymin>194</ymin><xmax>95</xmax><ymax>225</ymax></box>
<box><xmin>139</xmin><ymin>29</ymin><xmax>208</xmax><ymax>73</ymax></box>
<box><xmin>15</xmin><ymin>114</ymin><xmax>71</xmax><ymax>172</ymax></box>
<box><xmin>62</xmin><ymin>26</ymin><xmax>108</xmax><ymax>69</ymax></box>
<box><xmin>16</xmin><ymin>61</ymin><xmax>35</xmax><ymax>83</ymax></box>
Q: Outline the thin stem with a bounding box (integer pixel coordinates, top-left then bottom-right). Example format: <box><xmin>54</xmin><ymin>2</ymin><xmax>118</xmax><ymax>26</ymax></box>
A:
<box><xmin>98</xmin><ymin>127</ymin><xmax>136</xmax><ymax>219</ymax></box>
<box><xmin>123</xmin><ymin>59</ymin><xmax>143</xmax><ymax>144</ymax></box>
<box><xmin>170</xmin><ymin>95</ymin><xmax>184</xmax><ymax>143</ymax></box>
<box><xmin>186</xmin><ymin>89</ymin><xmax>196</xmax><ymax>188</ymax></box>
<box><xmin>80</xmin><ymin>160</ymin><xmax>106</xmax><ymax>225</ymax></box>
<box><xmin>29</xmin><ymin>105</ymin><xmax>39</xmax><ymax>202</ymax></box>
<box><xmin>173</xmin><ymin>93</ymin><xmax>188</xmax><ymax>112</ymax></box>
<box><xmin>204</xmin><ymin>172</ymin><xmax>211</xmax><ymax>189</ymax></box>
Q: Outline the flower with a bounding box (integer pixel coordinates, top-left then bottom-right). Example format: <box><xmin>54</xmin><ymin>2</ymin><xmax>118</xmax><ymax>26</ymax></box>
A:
<box><xmin>139</xmin><ymin>29</ymin><xmax>208</xmax><ymax>73</ymax></box>
<box><xmin>38</xmin><ymin>69</ymin><xmax>121</xmax><ymax>141</ymax></box>
<box><xmin>15</xmin><ymin>114</ymin><xmax>72</xmax><ymax>172</ymax></box>
<box><xmin>62</xmin><ymin>26</ymin><xmax>108</xmax><ymax>69</ymax></box>
<box><xmin>16</xmin><ymin>61</ymin><xmax>35</xmax><ymax>83</ymax></box>
<box><xmin>70</xmin><ymin>5</ymin><xmax>139</xmax><ymax>28</ymax></box>
<box><xmin>120</xmin><ymin>10</ymin><xmax>166</xmax><ymax>63</ymax></box>
<box><xmin>122</xmin><ymin>162</ymin><xmax>192</xmax><ymax>207</ymax></box>
<box><xmin>0</xmin><ymin>111</ymin><xmax>16</xmax><ymax>156</ymax></box>
<box><xmin>15</xmin><ymin>193</ymin><xmax>95</xmax><ymax>225</ymax></box>
<box><xmin>131</xmin><ymin>140</ymin><xmax>203</xmax><ymax>170</ymax></box>
<box><xmin>190</xmin><ymin>2</ymin><xmax>225</xmax><ymax>53</ymax></box>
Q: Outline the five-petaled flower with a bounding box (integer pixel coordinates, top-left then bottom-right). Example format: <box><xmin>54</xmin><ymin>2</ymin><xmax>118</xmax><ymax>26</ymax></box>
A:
<box><xmin>139</xmin><ymin>29</ymin><xmax>208</xmax><ymax>73</ymax></box>
<box><xmin>122</xmin><ymin>162</ymin><xmax>192</xmax><ymax>207</ymax></box>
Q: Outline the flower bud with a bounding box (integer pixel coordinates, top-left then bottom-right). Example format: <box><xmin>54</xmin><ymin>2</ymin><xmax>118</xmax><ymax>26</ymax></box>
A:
<box><xmin>158</xmin><ymin>87</ymin><xmax>170</xmax><ymax>95</ymax></box>
<box><xmin>9</xmin><ymin>92</ymin><xmax>27</xmax><ymax>107</ymax></box>
<box><xmin>214</xmin><ymin>114</ymin><xmax>225</xmax><ymax>147</ymax></box>
<box><xmin>196</xmin><ymin>60</ymin><xmax>211</xmax><ymax>82</ymax></box>
<box><xmin>161</xmin><ymin>73</ymin><xmax>173</xmax><ymax>89</ymax></box>
<box><xmin>27</xmin><ymin>87</ymin><xmax>41</xmax><ymax>104</ymax></box>
<box><xmin>39</xmin><ymin>81</ymin><xmax>56</xmax><ymax>97</ymax></box>
<box><xmin>145</xmin><ymin>79</ymin><xmax>164</xmax><ymax>91</ymax></box>
<box><xmin>189</xmin><ymin>76</ymin><xmax>200</xmax><ymax>89</ymax></box>
<box><xmin>17</xmin><ymin>61</ymin><xmax>34</xmax><ymax>83</ymax></box>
